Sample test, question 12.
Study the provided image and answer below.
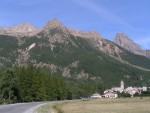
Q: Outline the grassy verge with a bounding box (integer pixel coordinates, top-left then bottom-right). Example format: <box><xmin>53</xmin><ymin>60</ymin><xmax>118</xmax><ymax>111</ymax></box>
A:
<box><xmin>36</xmin><ymin>100</ymin><xmax>75</xmax><ymax>113</ymax></box>
<box><xmin>36</xmin><ymin>103</ymin><xmax>57</xmax><ymax>113</ymax></box>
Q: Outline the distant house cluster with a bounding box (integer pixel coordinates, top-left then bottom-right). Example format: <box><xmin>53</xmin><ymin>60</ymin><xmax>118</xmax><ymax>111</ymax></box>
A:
<box><xmin>91</xmin><ymin>81</ymin><xmax>148</xmax><ymax>99</ymax></box>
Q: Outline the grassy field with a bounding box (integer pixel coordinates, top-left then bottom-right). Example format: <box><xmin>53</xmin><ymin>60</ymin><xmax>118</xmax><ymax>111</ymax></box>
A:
<box><xmin>54</xmin><ymin>97</ymin><xmax>150</xmax><ymax>113</ymax></box>
<box><xmin>36</xmin><ymin>97</ymin><xmax>150</xmax><ymax>113</ymax></box>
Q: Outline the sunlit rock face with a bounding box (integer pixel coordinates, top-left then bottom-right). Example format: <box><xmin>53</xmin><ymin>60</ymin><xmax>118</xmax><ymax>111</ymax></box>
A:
<box><xmin>0</xmin><ymin>23</ymin><xmax>40</xmax><ymax>37</ymax></box>
<box><xmin>114</xmin><ymin>33</ymin><xmax>146</xmax><ymax>56</ymax></box>
<box><xmin>145</xmin><ymin>50</ymin><xmax>150</xmax><ymax>58</ymax></box>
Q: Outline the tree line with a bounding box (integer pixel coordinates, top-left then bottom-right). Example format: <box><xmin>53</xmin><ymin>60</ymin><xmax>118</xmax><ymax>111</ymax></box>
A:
<box><xmin>0</xmin><ymin>67</ymin><xmax>72</xmax><ymax>104</ymax></box>
<box><xmin>0</xmin><ymin>67</ymin><xmax>101</xmax><ymax>104</ymax></box>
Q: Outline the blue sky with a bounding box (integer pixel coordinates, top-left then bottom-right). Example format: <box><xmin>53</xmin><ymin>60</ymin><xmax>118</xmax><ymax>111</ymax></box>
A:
<box><xmin>0</xmin><ymin>0</ymin><xmax>150</xmax><ymax>49</ymax></box>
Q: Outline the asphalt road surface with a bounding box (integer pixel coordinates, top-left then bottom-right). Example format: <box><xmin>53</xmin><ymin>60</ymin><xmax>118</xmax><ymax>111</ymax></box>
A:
<box><xmin>0</xmin><ymin>102</ymin><xmax>46</xmax><ymax>113</ymax></box>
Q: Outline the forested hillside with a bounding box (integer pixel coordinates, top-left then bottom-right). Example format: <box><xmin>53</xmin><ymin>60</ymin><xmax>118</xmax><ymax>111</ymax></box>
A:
<box><xmin>0</xmin><ymin>67</ymin><xmax>98</xmax><ymax>104</ymax></box>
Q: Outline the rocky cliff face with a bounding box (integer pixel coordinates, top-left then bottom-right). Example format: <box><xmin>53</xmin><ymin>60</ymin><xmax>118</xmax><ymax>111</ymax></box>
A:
<box><xmin>114</xmin><ymin>33</ymin><xmax>145</xmax><ymax>56</ymax></box>
<box><xmin>145</xmin><ymin>50</ymin><xmax>150</xmax><ymax>58</ymax></box>
<box><xmin>70</xmin><ymin>26</ymin><xmax>122</xmax><ymax>58</ymax></box>
<box><xmin>42</xmin><ymin>19</ymin><xmax>70</xmax><ymax>37</ymax></box>
<box><xmin>114</xmin><ymin>33</ymin><xmax>150</xmax><ymax>59</ymax></box>
<box><xmin>70</xmin><ymin>29</ymin><xmax>103</xmax><ymax>39</ymax></box>
<box><xmin>38</xmin><ymin>19</ymin><xmax>73</xmax><ymax>44</ymax></box>
<box><xmin>0</xmin><ymin>23</ymin><xmax>40</xmax><ymax>37</ymax></box>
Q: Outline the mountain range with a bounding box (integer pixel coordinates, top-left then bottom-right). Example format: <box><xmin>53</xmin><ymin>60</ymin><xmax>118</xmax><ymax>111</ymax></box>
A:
<box><xmin>0</xmin><ymin>19</ymin><xmax>150</xmax><ymax>87</ymax></box>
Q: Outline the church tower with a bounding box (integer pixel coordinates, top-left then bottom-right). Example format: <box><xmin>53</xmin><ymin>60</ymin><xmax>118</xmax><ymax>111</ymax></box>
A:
<box><xmin>120</xmin><ymin>80</ymin><xmax>124</xmax><ymax>90</ymax></box>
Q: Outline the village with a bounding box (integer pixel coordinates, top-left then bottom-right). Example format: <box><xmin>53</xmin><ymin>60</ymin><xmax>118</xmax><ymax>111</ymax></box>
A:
<box><xmin>90</xmin><ymin>81</ymin><xmax>148</xmax><ymax>99</ymax></box>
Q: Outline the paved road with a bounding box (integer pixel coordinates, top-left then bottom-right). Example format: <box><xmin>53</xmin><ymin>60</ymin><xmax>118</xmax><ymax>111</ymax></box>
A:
<box><xmin>0</xmin><ymin>102</ymin><xmax>46</xmax><ymax>113</ymax></box>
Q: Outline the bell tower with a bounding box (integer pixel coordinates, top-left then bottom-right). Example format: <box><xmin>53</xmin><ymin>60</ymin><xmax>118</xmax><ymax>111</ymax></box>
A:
<box><xmin>120</xmin><ymin>80</ymin><xmax>124</xmax><ymax>90</ymax></box>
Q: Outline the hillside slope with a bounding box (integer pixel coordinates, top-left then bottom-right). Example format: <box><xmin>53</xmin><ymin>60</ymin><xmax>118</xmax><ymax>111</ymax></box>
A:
<box><xmin>0</xmin><ymin>19</ymin><xmax>150</xmax><ymax>87</ymax></box>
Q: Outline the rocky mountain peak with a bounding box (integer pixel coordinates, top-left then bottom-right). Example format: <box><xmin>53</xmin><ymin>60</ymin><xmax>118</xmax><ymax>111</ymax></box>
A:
<box><xmin>8</xmin><ymin>23</ymin><xmax>39</xmax><ymax>32</ymax></box>
<box><xmin>114</xmin><ymin>33</ymin><xmax>144</xmax><ymax>56</ymax></box>
<box><xmin>43</xmin><ymin>19</ymin><xmax>66</xmax><ymax>30</ymax></box>
<box><xmin>40</xmin><ymin>19</ymin><xmax>72</xmax><ymax>44</ymax></box>
<box><xmin>41</xmin><ymin>19</ymin><xmax>70</xmax><ymax>38</ymax></box>
<box><xmin>0</xmin><ymin>23</ymin><xmax>40</xmax><ymax>37</ymax></box>
<box><xmin>115</xmin><ymin>33</ymin><xmax>135</xmax><ymax>45</ymax></box>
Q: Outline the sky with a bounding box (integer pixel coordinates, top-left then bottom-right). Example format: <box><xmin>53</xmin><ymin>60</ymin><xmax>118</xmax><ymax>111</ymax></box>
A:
<box><xmin>0</xmin><ymin>0</ymin><xmax>150</xmax><ymax>49</ymax></box>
